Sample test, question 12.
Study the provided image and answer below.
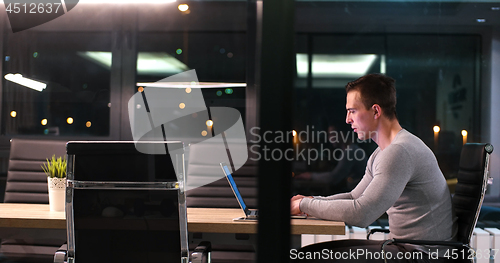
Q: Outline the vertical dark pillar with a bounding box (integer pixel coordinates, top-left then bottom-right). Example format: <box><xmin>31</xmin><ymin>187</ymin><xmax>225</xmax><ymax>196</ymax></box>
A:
<box><xmin>256</xmin><ymin>0</ymin><xmax>295</xmax><ymax>262</ymax></box>
<box><xmin>118</xmin><ymin>5</ymin><xmax>137</xmax><ymax>141</ymax></box>
<box><xmin>246</xmin><ymin>0</ymin><xmax>262</xmax><ymax>145</ymax></box>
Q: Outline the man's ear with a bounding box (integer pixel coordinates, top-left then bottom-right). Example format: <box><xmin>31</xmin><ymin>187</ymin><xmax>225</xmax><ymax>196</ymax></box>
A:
<box><xmin>372</xmin><ymin>104</ymin><xmax>382</xmax><ymax>119</ymax></box>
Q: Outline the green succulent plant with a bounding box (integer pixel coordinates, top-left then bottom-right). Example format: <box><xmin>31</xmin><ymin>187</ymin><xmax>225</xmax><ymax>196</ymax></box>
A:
<box><xmin>41</xmin><ymin>155</ymin><xmax>67</xmax><ymax>178</ymax></box>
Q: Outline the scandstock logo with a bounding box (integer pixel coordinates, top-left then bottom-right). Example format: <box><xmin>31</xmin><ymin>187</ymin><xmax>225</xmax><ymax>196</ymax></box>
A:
<box><xmin>3</xmin><ymin>0</ymin><xmax>79</xmax><ymax>33</ymax></box>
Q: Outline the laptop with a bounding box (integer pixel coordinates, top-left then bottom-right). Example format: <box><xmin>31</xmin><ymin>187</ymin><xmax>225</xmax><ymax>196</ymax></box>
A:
<box><xmin>220</xmin><ymin>162</ymin><xmax>307</xmax><ymax>221</ymax></box>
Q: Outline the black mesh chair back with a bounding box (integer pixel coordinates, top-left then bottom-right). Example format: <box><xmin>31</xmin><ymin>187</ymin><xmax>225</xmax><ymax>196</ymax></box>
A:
<box><xmin>1</xmin><ymin>138</ymin><xmax>67</xmax><ymax>263</ymax></box>
<box><xmin>453</xmin><ymin>143</ymin><xmax>494</xmax><ymax>245</ymax></box>
<box><xmin>64</xmin><ymin>141</ymin><xmax>188</xmax><ymax>263</ymax></box>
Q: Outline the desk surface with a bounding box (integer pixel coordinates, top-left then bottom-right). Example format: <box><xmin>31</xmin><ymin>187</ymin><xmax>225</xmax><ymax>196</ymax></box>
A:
<box><xmin>0</xmin><ymin>204</ymin><xmax>345</xmax><ymax>235</ymax></box>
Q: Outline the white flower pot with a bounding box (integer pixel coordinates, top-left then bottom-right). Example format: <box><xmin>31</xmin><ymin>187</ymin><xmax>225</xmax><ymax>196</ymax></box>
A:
<box><xmin>47</xmin><ymin>177</ymin><xmax>66</xmax><ymax>212</ymax></box>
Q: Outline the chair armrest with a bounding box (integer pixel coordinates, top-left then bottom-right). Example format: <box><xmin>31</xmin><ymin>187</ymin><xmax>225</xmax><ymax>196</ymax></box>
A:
<box><xmin>191</xmin><ymin>241</ymin><xmax>211</xmax><ymax>263</ymax></box>
<box><xmin>380</xmin><ymin>239</ymin><xmax>472</xmax><ymax>263</ymax></box>
<box><xmin>54</xmin><ymin>244</ymin><xmax>67</xmax><ymax>263</ymax></box>
<box><xmin>367</xmin><ymin>228</ymin><xmax>390</xmax><ymax>240</ymax></box>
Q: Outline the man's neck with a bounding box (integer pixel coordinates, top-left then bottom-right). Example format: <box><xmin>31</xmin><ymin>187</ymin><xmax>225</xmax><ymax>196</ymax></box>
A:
<box><xmin>372</xmin><ymin>118</ymin><xmax>402</xmax><ymax>150</ymax></box>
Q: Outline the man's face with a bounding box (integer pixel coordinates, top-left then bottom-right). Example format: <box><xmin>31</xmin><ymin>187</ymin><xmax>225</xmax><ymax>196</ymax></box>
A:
<box><xmin>345</xmin><ymin>90</ymin><xmax>376</xmax><ymax>140</ymax></box>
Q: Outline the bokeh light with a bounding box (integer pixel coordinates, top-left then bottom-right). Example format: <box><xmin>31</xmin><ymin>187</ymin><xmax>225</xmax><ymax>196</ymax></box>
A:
<box><xmin>178</xmin><ymin>4</ymin><xmax>189</xmax><ymax>12</ymax></box>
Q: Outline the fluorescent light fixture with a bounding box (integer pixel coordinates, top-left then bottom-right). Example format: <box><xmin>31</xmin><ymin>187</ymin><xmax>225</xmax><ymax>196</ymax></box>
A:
<box><xmin>4</xmin><ymin>73</ymin><xmax>47</xmax><ymax>92</ymax></box>
<box><xmin>136</xmin><ymin>82</ymin><xmax>246</xmax><ymax>88</ymax></box>
<box><xmin>380</xmin><ymin>54</ymin><xmax>386</xmax><ymax>74</ymax></box>
<box><xmin>136</xmin><ymin>52</ymin><xmax>189</xmax><ymax>75</ymax></box>
<box><xmin>77</xmin><ymin>51</ymin><xmax>189</xmax><ymax>76</ymax></box>
<box><xmin>78</xmin><ymin>51</ymin><xmax>111</xmax><ymax>68</ymax></box>
<box><xmin>296</xmin><ymin>54</ymin><xmax>309</xmax><ymax>78</ymax></box>
<box><xmin>296</xmin><ymin>54</ymin><xmax>378</xmax><ymax>78</ymax></box>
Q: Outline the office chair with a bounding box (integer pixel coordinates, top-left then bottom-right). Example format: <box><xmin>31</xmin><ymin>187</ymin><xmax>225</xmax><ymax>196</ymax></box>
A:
<box><xmin>368</xmin><ymin>143</ymin><xmax>494</xmax><ymax>263</ymax></box>
<box><xmin>1</xmin><ymin>138</ymin><xmax>67</xmax><ymax>263</ymax></box>
<box><xmin>53</xmin><ymin>141</ymin><xmax>210</xmax><ymax>263</ymax></box>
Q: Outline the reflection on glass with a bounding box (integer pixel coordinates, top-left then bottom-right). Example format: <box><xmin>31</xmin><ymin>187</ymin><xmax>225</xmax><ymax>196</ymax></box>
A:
<box><xmin>136</xmin><ymin>33</ymin><xmax>247</xmax><ymax>127</ymax></box>
<box><xmin>4</xmin><ymin>73</ymin><xmax>47</xmax><ymax>91</ymax></box>
<box><xmin>296</xmin><ymin>54</ymin><xmax>377</xmax><ymax>79</ymax></box>
<box><xmin>79</xmin><ymin>51</ymin><xmax>190</xmax><ymax>76</ymax></box>
<box><xmin>2</xmin><ymin>32</ymin><xmax>112</xmax><ymax>136</ymax></box>
<box><xmin>136</xmin><ymin>52</ymin><xmax>189</xmax><ymax>76</ymax></box>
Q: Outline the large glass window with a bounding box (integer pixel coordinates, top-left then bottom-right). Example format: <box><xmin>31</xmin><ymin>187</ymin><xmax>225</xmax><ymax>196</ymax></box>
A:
<box><xmin>292</xmin><ymin>2</ymin><xmax>487</xmax><ymax>197</ymax></box>
<box><xmin>2</xmin><ymin>32</ymin><xmax>112</xmax><ymax>136</ymax></box>
<box><xmin>135</xmin><ymin>32</ymin><xmax>247</xmax><ymax>125</ymax></box>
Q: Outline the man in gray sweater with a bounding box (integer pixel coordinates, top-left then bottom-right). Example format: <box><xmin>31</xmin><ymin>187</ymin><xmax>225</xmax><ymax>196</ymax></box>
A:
<box><xmin>290</xmin><ymin>74</ymin><xmax>457</xmax><ymax>262</ymax></box>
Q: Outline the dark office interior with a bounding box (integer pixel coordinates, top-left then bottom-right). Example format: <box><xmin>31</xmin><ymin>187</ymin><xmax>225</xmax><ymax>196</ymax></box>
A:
<box><xmin>0</xmin><ymin>1</ymin><xmax>499</xmax><ymax>262</ymax></box>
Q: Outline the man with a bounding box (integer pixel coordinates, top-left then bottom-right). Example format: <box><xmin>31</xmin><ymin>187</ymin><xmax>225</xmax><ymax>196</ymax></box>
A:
<box><xmin>290</xmin><ymin>74</ymin><xmax>457</xmax><ymax>262</ymax></box>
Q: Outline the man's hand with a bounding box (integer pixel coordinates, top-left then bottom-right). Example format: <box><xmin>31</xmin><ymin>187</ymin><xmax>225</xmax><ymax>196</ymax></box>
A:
<box><xmin>290</xmin><ymin>195</ymin><xmax>312</xmax><ymax>215</ymax></box>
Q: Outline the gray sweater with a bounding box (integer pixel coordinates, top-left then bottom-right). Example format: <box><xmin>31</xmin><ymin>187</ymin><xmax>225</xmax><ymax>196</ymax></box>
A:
<box><xmin>300</xmin><ymin>129</ymin><xmax>457</xmax><ymax>241</ymax></box>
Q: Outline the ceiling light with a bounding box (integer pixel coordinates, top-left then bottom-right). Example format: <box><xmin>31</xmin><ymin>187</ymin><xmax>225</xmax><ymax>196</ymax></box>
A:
<box><xmin>4</xmin><ymin>73</ymin><xmax>47</xmax><ymax>92</ymax></box>
<box><xmin>492</xmin><ymin>7</ymin><xmax>500</xmax><ymax>11</ymax></box>
<box><xmin>136</xmin><ymin>52</ymin><xmax>189</xmax><ymax>75</ymax></box>
<box><xmin>476</xmin><ymin>18</ymin><xmax>487</xmax><ymax>23</ymax></box>
<box><xmin>297</xmin><ymin>54</ymin><xmax>378</xmax><ymax>78</ymax></box>
<box><xmin>78</xmin><ymin>52</ymin><xmax>111</xmax><ymax>68</ymax></box>
<box><xmin>77</xmin><ymin>52</ymin><xmax>190</xmax><ymax>76</ymax></box>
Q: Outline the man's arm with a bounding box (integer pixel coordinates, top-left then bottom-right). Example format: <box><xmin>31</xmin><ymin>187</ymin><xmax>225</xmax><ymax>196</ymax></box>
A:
<box><xmin>299</xmin><ymin>145</ymin><xmax>413</xmax><ymax>227</ymax></box>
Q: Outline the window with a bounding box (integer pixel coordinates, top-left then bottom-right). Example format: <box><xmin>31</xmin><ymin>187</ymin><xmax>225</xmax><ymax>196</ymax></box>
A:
<box><xmin>2</xmin><ymin>32</ymin><xmax>112</xmax><ymax>136</ymax></box>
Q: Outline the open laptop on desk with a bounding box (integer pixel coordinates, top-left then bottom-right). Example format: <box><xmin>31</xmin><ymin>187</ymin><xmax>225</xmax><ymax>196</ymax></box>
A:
<box><xmin>220</xmin><ymin>162</ymin><xmax>307</xmax><ymax>221</ymax></box>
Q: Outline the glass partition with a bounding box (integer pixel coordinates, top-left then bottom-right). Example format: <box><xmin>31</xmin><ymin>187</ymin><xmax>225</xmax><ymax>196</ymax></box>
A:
<box><xmin>292</xmin><ymin>1</ymin><xmax>498</xmax><ymax>199</ymax></box>
<box><xmin>135</xmin><ymin>32</ymin><xmax>247</xmax><ymax>123</ymax></box>
<box><xmin>2</xmin><ymin>32</ymin><xmax>112</xmax><ymax>136</ymax></box>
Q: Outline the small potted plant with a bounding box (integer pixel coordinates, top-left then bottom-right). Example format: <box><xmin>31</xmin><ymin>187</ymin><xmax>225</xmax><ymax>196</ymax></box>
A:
<box><xmin>42</xmin><ymin>155</ymin><xmax>67</xmax><ymax>212</ymax></box>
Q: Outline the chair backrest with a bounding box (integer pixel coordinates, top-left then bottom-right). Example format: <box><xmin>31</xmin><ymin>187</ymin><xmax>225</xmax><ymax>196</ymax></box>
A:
<box><xmin>1</xmin><ymin>138</ymin><xmax>67</xmax><ymax>262</ymax></box>
<box><xmin>65</xmin><ymin>141</ymin><xmax>188</xmax><ymax>263</ymax></box>
<box><xmin>452</xmin><ymin>143</ymin><xmax>494</xmax><ymax>245</ymax></box>
<box><xmin>4</xmin><ymin>138</ymin><xmax>67</xmax><ymax>203</ymax></box>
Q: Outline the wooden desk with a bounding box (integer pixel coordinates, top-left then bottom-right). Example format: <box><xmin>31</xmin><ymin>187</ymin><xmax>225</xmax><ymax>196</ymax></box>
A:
<box><xmin>0</xmin><ymin>203</ymin><xmax>65</xmax><ymax>229</ymax></box>
<box><xmin>0</xmin><ymin>204</ymin><xmax>345</xmax><ymax>235</ymax></box>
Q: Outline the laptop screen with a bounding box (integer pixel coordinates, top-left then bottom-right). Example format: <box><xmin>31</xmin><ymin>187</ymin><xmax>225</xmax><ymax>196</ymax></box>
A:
<box><xmin>222</xmin><ymin>164</ymin><xmax>247</xmax><ymax>212</ymax></box>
